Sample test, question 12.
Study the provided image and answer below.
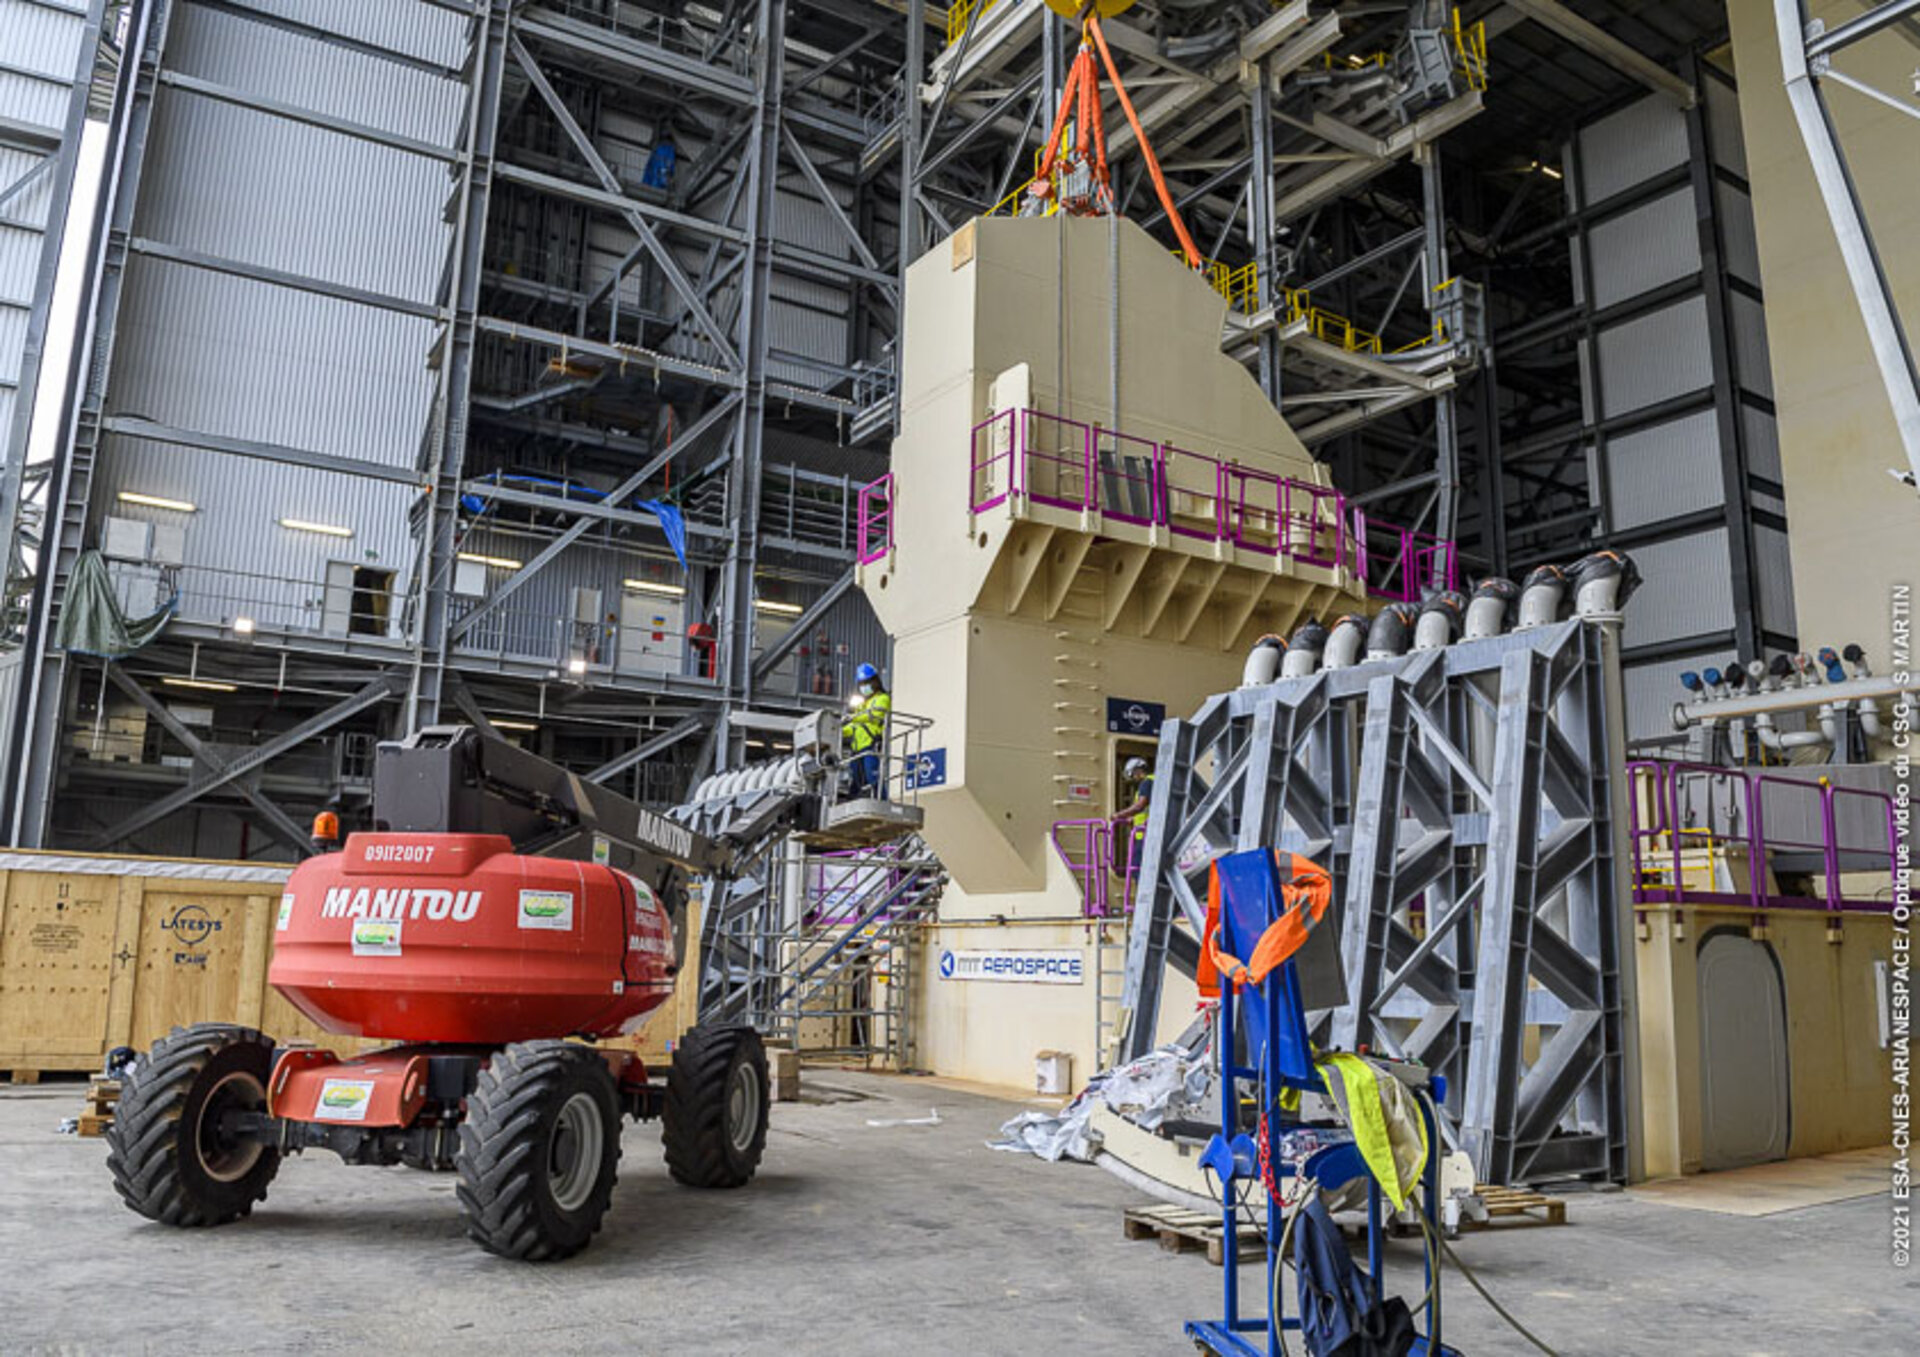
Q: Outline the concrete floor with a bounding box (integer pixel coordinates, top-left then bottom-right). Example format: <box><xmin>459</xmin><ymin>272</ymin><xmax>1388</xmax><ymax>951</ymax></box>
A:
<box><xmin>3</xmin><ymin>1072</ymin><xmax>1914</xmax><ymax>1355</ymax></box>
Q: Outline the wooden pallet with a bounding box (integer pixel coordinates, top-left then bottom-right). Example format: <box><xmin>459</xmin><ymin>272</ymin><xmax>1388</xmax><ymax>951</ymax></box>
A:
<box><xmin>76</xmin><ymin>1079</ymin><xmax>120</xmax><ymax>1138</ymax></box>
<box><xmin>1464</xmin><ymin>1184</ymin><xmax>1567</xmax><ymax>1229</ymax></box>
<box><xmin>1123</xmin><ymin>1204</ymin><xmax>1267</xmax><ymax>1266</ymax></box>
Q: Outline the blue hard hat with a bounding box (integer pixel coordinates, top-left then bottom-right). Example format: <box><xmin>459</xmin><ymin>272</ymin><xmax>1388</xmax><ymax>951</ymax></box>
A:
<box><xmin>855</xmin><ymin>663</ymin><xmax>879</xmax><ymax>683</ymax></box>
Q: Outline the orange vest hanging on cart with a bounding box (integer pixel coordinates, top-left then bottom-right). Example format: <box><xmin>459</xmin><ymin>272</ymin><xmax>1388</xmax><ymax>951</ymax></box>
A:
<box><xmin>1199</xmin><ymin>851</ymin><xmax>1333</xmax><ymax>997</ymax></box>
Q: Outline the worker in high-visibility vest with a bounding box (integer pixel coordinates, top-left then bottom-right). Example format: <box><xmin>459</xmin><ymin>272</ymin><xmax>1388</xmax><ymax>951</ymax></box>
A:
<box><xmin>844</xmin><ymin>663</ymin><xmax>891</xmax><ymax>797</ymax></box>
<box><xmin>1109</xmin><ymin>756</ymin><xmax>1153</xmax><ymax>875</ymax></box>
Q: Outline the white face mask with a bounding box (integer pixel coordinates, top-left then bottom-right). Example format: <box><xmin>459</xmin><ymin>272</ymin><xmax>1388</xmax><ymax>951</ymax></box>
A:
<box><xmin>859</xmin><ymin>682</ymin><xmax>876</xmax><ymax>696</ymax></box>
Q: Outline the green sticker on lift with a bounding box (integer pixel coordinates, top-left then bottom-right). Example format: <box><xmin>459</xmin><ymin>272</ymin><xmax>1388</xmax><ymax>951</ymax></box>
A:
<box><xmin>350</xmin><ymin>919</ymin><xmax>402</xmax><ymax>956</ymax></box>
<box><xmin>518</xmin><ymin>890</ymin><xmax>574</xmax><ymax>930</ymax></box>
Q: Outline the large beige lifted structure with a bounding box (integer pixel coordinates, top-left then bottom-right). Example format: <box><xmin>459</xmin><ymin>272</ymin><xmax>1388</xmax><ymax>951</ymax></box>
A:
<box><xmin>858</xmin><ymin>213</ymin><xmax>1449</xmax><ymax>1090</ymax></box>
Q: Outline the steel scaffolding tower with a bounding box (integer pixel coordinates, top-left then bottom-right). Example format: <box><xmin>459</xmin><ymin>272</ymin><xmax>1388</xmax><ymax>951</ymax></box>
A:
<box><xmin>0</xmin><ymin>0</ymin><xmax>1760</xmax><ymax>857</ymax></box>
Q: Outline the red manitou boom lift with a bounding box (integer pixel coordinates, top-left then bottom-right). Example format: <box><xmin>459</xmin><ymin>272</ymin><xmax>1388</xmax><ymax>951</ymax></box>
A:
<box><xmin>103</xmin><ymin>722</ymin><xmax>858</xmax><ymax>1260</ymax></box>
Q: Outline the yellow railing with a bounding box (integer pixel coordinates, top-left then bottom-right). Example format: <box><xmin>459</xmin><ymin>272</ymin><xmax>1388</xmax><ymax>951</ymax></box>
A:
<box><xmin>1451</xmin><ymin>11</ymin><xmax>1489</xmax><ymax>92</ymax></box>
<box><xmin>1284</xmin><ymin>288</ymin><xmax>1384</xmax><ymax>355</ymax></box>
<box><xmin>1323</xmin><ymin>49</ymin><xmax>1389</xmax><ymax>72</ymax></box>
<box><xmin>1175</xmin><ymin>251</ymin><xmax>1259</xmax><ymax>312</ymax></box>
<box><xmin>946</xmin><ymin>0</ymin><xmax>996</xmax><ymax>45</ymax></box>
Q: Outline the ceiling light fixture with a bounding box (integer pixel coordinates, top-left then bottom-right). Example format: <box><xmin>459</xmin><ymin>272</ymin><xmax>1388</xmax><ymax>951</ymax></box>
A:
<box><xmin>459</xmin><ymin>552</ymin><xmax>522</xmax><ymax>570</ymax></box>
<box><xmin>755</xmin><ymin>599</ymin><xmax>804</xmax><ymax>616</ymax></box>
<box><xmin>162</xmin><ymin>676</ymin><xmax>237</xmax><ymax>693</ymax></box>
<box><xmin>117</xmin><ymin>491</ymin><xmax>197</xmax><ymax>513</ymax></box>
<box><xmin>279</xmin><ymin>518</ymin><xmax>354</xmax><ymax>538</ymax></box>
<box><xmin>623</xmin><ymin>579</ymin><xmax>686</xmax><ymax>597</ymax></box>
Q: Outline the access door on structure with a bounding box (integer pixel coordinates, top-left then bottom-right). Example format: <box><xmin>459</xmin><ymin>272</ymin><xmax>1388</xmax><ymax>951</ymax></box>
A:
<box><xmin>1696</xmin><ymin>930</ymin><xmax>1791</xmax><ymax>1170</ymax></box>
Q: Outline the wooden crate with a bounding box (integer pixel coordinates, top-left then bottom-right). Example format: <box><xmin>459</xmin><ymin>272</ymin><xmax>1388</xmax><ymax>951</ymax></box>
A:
<box><xmin>0</xmin><ymin>849</ymin><xmax>340</xmax><ymax>1076</ymax></box>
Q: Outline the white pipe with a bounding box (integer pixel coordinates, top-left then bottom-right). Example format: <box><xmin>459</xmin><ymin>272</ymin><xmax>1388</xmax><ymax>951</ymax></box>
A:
<box><xmin>1324</xmin><ymin>616</ymin><xmax>1367</xmax><ymax>670</ymax></box>
<box><xmin>1281</xmin><ymin>622</ymin><xmax>1328</xmax><ymax>678</ymax></box>
<box><xmin>1516</xmin><ymin>565</ymin><xmax>1568</xmax><ymax>631</ymax></box>
<box><xmin>1754</xmin><ymin>712</ymin><xmax>1830</xmax><ymax>752</ymax></box>
<box><xmin>1860</xmin><ymin>701</ymin><xmax>1885</xmax><ymax>739</ymax></box>
<box><xmin>1819</xmin><ymin>705</ymin><xmax>1841</xmax><ymax>747</ymax></box>
<box><xmin>1672</xmin><ymin>670</ymin><xmax>1920</xmax><ymax>727</ymax></box>
<box><xmin>1242</xmin><ymin>636</ymin><xmax>1284</xmax><ymax>687</ymax></box>
<box><xmin>1463</xmin><ymin>581</ymin><xmax>1515</xmax><ymax>640</ymax></box>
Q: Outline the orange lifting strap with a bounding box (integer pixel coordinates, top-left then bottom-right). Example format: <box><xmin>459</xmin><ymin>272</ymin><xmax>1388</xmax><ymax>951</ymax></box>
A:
<box><xmin>1029</xmin><ymin>13</ymin><xmax>1204</xmax><ymax>266</ymax></box>
<box><xmin>1199</xmin><ymin>851</ymin><xmax>1333</xmax><ymax>996</ymax></box>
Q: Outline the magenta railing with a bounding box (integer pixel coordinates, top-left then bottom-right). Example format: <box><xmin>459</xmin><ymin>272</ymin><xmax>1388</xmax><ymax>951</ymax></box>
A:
<box><xmin>856</xmin><ymin>473</ymin><xmax>894</xmax><ymax>565</ymax></box>
<box><xmin>1627</xmin><ymin>760</ymin><xmax>1898</xmax><ymax>916</ymax></box>
<box><xmin>969</xmin><ymin>407</ymin><xmax>1018</xmax><ymax>511</ymax></box>
<box><xmin>1049</xmin><ymin>818</ymin><xmax>1141</xmax><ymax>918</ymax></box>
<box><xmin>953</xmin><ymin>407</ymin><xmax>1418</xmax><ymax>579</ymax></box>
<box><xmin>1351</xmin><ymin>507</ymin><xmax>1460</xmax><ymax>603</ymax></box>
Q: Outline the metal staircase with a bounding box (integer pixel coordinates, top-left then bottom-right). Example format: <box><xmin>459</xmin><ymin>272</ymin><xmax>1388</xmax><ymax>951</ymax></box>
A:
<box><xmin>754</xmin><ymin>836</ymin><xmax>947</xmax><ymax>1065</ymax></box>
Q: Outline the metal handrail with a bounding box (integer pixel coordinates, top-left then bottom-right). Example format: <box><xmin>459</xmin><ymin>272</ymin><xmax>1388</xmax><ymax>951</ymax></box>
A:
<box><xmin>1627</xmin><ymin>760</ymin><xmax>1898</xmax><ymax>915</ymax></box>
<box><xmin>949</xmin><ymin>405</ymin><xmax>1454</xmax><ymax>588</ymax></box>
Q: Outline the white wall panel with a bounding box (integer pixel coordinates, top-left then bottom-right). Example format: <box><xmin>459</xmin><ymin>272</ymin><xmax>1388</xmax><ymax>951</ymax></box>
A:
<box><xmin>110</xmin><ymin>256</ymin><xmax>437</xmax><ymax>469</ymax></box>
<box><xmin>1716</xmin><ymin>182</ymin><xmax>1761</xmax><ymax>287</ymax></box>
<box><xmin>1753</xmin><ymin>522</ymin><xmax>1796</xmax><ymax>640</ymax></box>
<box><xmin>1729</xmin><ymin>291</ymin><xmax>1774</xmax><ymax>400</ymax></box>
<box><xmin>1587</xmin><ymin>188</ymin><xmax>1699</xmax><ymax>309</ymax></box>
<box><xmin>1623</xmin><ymin>647</ymin><xmax>1738</xmax><ymax>743</ymax></box>
<box><xmin>1604</xmin><ymin>409</ymin><xmax>1724</xmax><ymax>531</ymax></box>
<box><xmin>1597</xmin><ymin>295</ymin><xmax>1712</xmax><ymax>418</ymax></box>
<box><xmin>1622</xmin><ymin>528</ymin><xmax>1736</xmax><ymax>649</ymax></box>
<box><xmin>1577</xmin><ymin>95</ymin><xmax>1687</xmax><ymax>203</ymax></box>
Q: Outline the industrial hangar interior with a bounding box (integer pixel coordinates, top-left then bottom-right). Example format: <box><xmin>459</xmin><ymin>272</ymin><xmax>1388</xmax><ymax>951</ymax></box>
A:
<box><xmin>0</xmin><ymin>0</ymin><xmax>1915</xmax><ymax>1352</ymax></box>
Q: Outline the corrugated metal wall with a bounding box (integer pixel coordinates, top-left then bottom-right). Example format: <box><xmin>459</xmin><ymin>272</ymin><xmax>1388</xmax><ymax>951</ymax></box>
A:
<box><xmin>83</xmin><ymin>0</ymin><xmax>467</xmax><ymax>623</ymax></box>
<box><xmin>1573</xmin><ymin>84</ymin><xmax>1790</xmax><ymax>742</ymax></box>
<box><xmin>0</xmin><ymin>0</ymin><xmax>89</xmax><ymax>470</ymax></box>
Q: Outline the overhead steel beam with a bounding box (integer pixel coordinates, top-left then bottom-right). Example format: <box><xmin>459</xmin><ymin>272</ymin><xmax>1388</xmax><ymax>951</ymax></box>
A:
<box><xmin>1504</xmin><ymin>0</ymin><xmax>1695</xmax><ymax>107</ymax></box>
<box><xmin>89</xmin><ymin>675</ymin><xmax>400</xmax><ymax>850</ymax></box>
<box><xmin>515</xmin><ymin>7</ymin><xmax>755</xmax><ymax>104</ymax></box>
<box><xmin>750</xmin><ymin>567</ymin><xmax>854</xmax><ymax>684</ymax></box>
<box><xmin>510</xmin><ymin>36</ymin><xmax>743</xmax><ymax>370</ymax></box>
<box><xmin>126</xmin><ymin>236</ymin><xmax>442</xmax><ymax>320</ymax></box>
<box><xmin>103</xmin><ymin>662</ymin><xmax>314</xmax><ymax>854</ymax></box>
<box><xmin>101</xmin><ymin>416</ymin><xmax>424</xmax><ymax>485</ymax></box>
<box><xmin>588</xmin><ymin>712</ymin><xmax>708</xmax><ymax>784</ymax></box>
<box><xmin>1806</xmin><ymin>0</ymin><xmax>1920</xmax><ymax>57</ymax></box>
<box><xmin>449</xmin><ymin>394</ymin><xmax>741</xmax><ymax>639</ymax></box>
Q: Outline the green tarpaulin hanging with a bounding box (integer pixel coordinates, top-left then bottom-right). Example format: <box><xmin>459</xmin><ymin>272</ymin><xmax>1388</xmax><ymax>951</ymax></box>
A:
<box><xmin>55</xmin><ymin>551</ymin><xmax>176</xmax><ymax>659</ymax></box>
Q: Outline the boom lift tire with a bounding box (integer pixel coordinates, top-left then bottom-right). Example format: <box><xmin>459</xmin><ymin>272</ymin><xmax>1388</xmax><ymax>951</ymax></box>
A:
<box><xmin>106</xmin><ymin>1023</ymin><xmax>281</xmax><ymax>1227</ymax></box>
<box><xmin>661</xmin><ymin>1024</ymin><xmax>770</xmax><ymax>1189</ymax></box>
<box><xmin>455</xmin><ymin>1041</ymin><xmax>623</xmax><ymax>1261</ymax></box>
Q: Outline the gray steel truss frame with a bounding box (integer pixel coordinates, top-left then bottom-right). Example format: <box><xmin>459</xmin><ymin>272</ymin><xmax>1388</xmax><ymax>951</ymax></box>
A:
<box><xmin>1119</xmin><ymin>618</ymin><xmax>1633</xmax><ymax>1187</ymax></box>
<box><xmin>3</xmin><ymin>0</ymin><xmax>905</xmax><ymax>850</ymax></box>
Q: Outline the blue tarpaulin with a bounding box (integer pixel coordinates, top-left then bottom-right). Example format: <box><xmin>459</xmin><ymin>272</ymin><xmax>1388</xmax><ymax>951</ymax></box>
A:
<box><xmin>462</xmin><ymin>473</ymin><xmax>689</xmax><ymax>569</ymax></box>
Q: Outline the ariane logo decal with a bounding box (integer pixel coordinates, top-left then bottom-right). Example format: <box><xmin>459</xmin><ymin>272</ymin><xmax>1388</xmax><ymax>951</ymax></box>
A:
<box><xmin>518</xmin><ymin>889</ymin><xmax>575</xmax><ymax>931</ymax></box>
<box><xmin>161</xmin><ymin>905</ymin><xmax>222</xmax><ymax>948</ymax></box>
<box><xmin>314</xmin><ymin>1078</ymin><xmax>376</xmax><ymax>1122</ymax></box>
<box><xmin>350</xmin><ymin>919</ymin><xmax>403</xmax><ymax>957</ymax></box>
<box><xmin>939</xmin><ymin>950</ymin><xmax>956</xmax><ymax>979</ymax></box>
<box><xmin>320</xmin><ymin>887</ymin><xmax>481</xmax><ymax>922</ymax></box>
<box><xmin>276</xmin><ymin>893</ymin><xmax>294</xmax><ymax>932</ymax></box>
